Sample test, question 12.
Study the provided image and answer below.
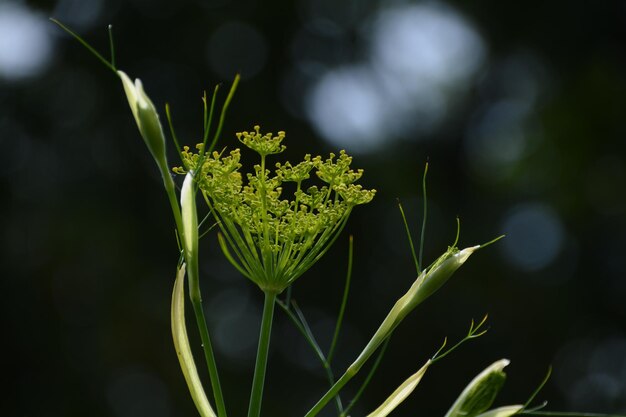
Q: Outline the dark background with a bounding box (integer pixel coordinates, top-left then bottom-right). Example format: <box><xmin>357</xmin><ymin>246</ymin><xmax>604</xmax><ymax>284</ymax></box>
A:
<box><xmin>2</xmin><ymin>0</ymin><xmax>626</xmax><ymax>416</ymax></box>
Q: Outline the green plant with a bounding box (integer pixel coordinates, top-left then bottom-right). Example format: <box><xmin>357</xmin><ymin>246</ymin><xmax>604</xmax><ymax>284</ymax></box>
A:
<box><xmin>52</xmin><ymin>20</ymin><xmax>626</xmax><ymax>417</ymax></box>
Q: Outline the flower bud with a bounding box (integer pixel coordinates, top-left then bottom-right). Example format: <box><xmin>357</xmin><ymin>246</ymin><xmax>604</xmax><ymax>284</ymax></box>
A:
<box><xmin>444</xmin><ymin>359</ymin><xmax>510</xmax><ymax>417</ymax></box>
<box><xmin>349</xmin><ymin>246</ymin><xmax>479</xmax><ymax>373</ymax></box>
<box><xmin>118</xmin><ymin>70</ymin><xmax>168</xmax><ymax>172</ymax></box>
<box><xmin>181</xmin><ymin>172</ymin><xmax>198</xmax><ymax>267</ymax></box>
<box><xmin>407</xmin><ymin>245</ymin><xmax>479</xmax><ymax>309</ymax></box>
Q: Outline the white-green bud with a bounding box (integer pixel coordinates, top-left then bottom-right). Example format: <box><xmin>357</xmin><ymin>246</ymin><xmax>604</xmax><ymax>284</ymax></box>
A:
<box><xmin>444</xmin><ymin>359</ymin><xmax>510</xmax><ymax>417</ymax></box>
<box><xmin>407</xmin><ymin>245</ymin><xmax>479</xmax><ymax>309</ymax></box>
<box><xmin>118</xmin><ymin>70</ymin><xmax>168</xmax><ymax>171</ymax></box>
<box><xmin>181</xmin><ymin>172</ymin><xmax>198</xmax><ymax>266</ymax></box>
<box><xmin>349</xmin><ymin>246</ymin><xmax>479</xmax><ymax>373</ymax></box>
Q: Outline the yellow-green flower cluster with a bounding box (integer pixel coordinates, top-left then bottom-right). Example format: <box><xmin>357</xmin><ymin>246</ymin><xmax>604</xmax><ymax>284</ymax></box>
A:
<box><xmin>174</xmin><ymin>126</ymin><xmax>375</xmax><ymax>292</ymax></box>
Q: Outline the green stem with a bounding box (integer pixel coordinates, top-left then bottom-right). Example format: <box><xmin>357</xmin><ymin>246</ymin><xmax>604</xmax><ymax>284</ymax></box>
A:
<box><xmin>189</xmin><ymin>290</ymin><xmax>228</xmax><ymax>417</ymax></box>
<box><xmin>163</xmin><ymin>172</ymin><xmax>184</xmax><ymax>237</ymax></box>
<box><xmin>340</xmin><ymin>338</ymin><xmax>390</xmax><ymax>417</ymax></box>
<box><xmin>248</xmin><ymin>291</ymin><xmax>277</xmax><ymax>417</ymax></box>
<box><xmin>305</xmin><ymin>323</ymin><xmax>387</xmax><ymax>417</ymax></box>
<box><xmin>171</xmin><ymin>174</ymin><xmax>227</xmax><ymax>417</ymax></box>
<box><xmin>276</xmin><ymin>299</ymin><xmax>344</xmax><ymax>415</ymax></box>
<box><xmin>327</xmin><ymin>235</ymin><xmax>353</xmax><ymax>364</ymax></box>
<box><xmin>305</xmin><ymin>370</ymin><xmax>354</xmax><ymax>417</ymax></box>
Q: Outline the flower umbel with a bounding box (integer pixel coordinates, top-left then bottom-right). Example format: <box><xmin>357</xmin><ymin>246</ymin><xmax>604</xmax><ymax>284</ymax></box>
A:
<box><xmin>175</xmin><ymin>126</ymin><xmax>375</xmax><ymax>292</ymax></box>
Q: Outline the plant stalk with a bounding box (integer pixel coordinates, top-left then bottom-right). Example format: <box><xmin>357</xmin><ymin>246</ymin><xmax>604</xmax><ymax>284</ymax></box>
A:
<box><xmin>188</xmin><ymin>269</ymin><xmax>228</xmax><ymax>417</ymax></box>
<box><xmin>248</xmin><ymin>291</ymin><xmax>277</xmax><ymax>417</ymax></box>
<box><xmin>305</xmin><ymin>368</ymin><xmax>354</xmax><ymax>417</ymax></box>
<box><xmin>163</xmin><ymin>172</ymin><xmax>184</xmax><ymax>237</ymax></box>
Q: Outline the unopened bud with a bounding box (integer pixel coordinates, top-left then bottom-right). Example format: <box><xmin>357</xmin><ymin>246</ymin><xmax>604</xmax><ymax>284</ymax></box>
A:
<box><xmin>118</xmin><ymin>70</ymin><xmax>168</xmax><ymax>171</ymax></box>
<box><xmin>181</xmin><ymin>172</ymin><xmax>198</xmax><ymax>264</ymax></box>
<box><xmin>444</xmin><ymin>359</ymin><xmax>510</xmax><ymax>417</ymax></box>
<box><xmin>350</xmin><ymin>246</ymin><xmax>479</xmax><ymax>373</ymax></box>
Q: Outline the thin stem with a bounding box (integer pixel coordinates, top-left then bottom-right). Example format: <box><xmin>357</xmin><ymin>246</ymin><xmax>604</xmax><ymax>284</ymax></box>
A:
<box><xmin>524</xmin><ymin>366</ymin><xmax>552</xmax><ymax>408</ymax></box>
<box><xmin>182</xmin><ymin>180</ymin><xmax>227</xmax><ymax>417</ymax></box>
<box><xmin>163</xmin><ymin>172</ymin><xmax>184</xmax><ymax>240</ymax></box>
<box><xmin>165</xmin><ymin>103</ymin><xmax>185</xmax><ymax>164</ymax></box>
<box><xmin>291</xmin><ymin>300</ymin><xmax>344</xmax><ymax>414</ymax></box>
<box><xmin>327</xmin><ymin>235</ymin><xmax>354</xmax><ymax>364</ymax></box>
<box><xmin>207</xmin><ymin>74</ymin><xmax>240</xmax><ymax>154</ymax></box>
<box><xmin>305</xmin><ymin>370</ymin><xmax>354</xmax><ymax>417</ymax></box>
<box><xmin>202</xmin><ymin>86</ymin><xmax>219</xmax><ymax>152</ymax></box>
<box><xmin>277</xmin><ymin>299</ymin><xmax>344</xmax><ymax>415</ymax></box>
<box><xmin>107</xmin><ymin>24</ymin><xmax>116</xmax><ymax>69</ymax></box>
<box><xmin>419</xmin><ymin>162</ymin><xmax>429</xmax><ymax>270</ymax></box>
<box><xmin>190</xmin><ymin>293</ymin><xmax>228</xmax><ymax>417</ymax></box>
<box><xmin>340</xmin><ymin>338</ymin><xmax>390</xmax><ymax>417</ymax></box>
<box><xmin>397</xmin><ymin>199</ymin><xmax>420</xmax><ymax>274</ymax></box>
<box><xmin>248</xmin><ymin>291</ymin><xmax>277</xmax><ymax>417</ymax></box>
<box><xmin>50</xmin><ymin>18</ymin><xmax>117</xmax><ymax>74</ymax></box>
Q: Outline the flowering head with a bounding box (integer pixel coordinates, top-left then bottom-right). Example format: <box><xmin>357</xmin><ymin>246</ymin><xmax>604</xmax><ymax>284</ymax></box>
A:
<box><xmin>175</xmin><ymin>126</ymin><xmax>375</xmax><ymax>292</ymax></box>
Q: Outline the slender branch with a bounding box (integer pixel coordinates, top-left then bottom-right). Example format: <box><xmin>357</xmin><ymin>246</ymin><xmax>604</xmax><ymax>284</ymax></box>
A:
<box><xmin>397</xmin><ymin>199</ymin><xmax>420</xmax><ymax>274</ymax></box>
<box><xmin>327</xmin><ymin>235</ymin><xmax>354</xmax><ymax>364</ymax></box>
<box><xmin>292</xmin><ymin>301</ymin><xmax>344</xmax><ymax>414</ymax></box>
<box><xmin>248</xmin><ymin>291</ymin><xmax>277</xmax><ymax>417</ymax></box>
<box><xmin>107</xmin><ymin>24</ymin><xmax>116</xmax><ymax>69</ymax></box>
<box><xmin>419</xmin><ymin>162</ymin><xmax>429</xmax><ymax>270</ymax></box>
<box><xmin>190</xmin><ymin>293</ymin><xmax>228</xmax><ymax>417</ymax></box>
<box><xmin>276</xmin><ymin>299</ymin><xmax>344</xmax><ymax>415</ymax></box>
<box><xmin>207</xmin><ymin>74</ymin><xmax>240</xmax><ymax>154</ymax></box>
<box><xmin>304</xmin><ymin>369</ymin><xmax>354</xmax><ymax>417</ymax></box>
<box><xmin>50</xmin><ymin>18</ymin><xmax>117</xmax><ymax>74</ymax></box>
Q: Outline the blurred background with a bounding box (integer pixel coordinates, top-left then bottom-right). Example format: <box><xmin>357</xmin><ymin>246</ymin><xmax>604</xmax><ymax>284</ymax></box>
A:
<box><xmin>2</xmin><ymin>0</ymin><xmax>626</xmax><ymax>416</ymax></box>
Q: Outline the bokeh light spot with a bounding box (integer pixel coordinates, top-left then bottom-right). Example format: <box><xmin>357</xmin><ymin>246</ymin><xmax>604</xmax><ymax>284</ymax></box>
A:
<box><xmin>0</xmin><ymin>3</ymin><xmax>53</xmax><ymax>80</ymax></box>
<box><xmin>370</xmin><ymin>4</ymin><xmax>485</xmax><ymax>86</ymax></box>
<box><xmin>306</xmin><ymin>66</ymin><xmax>386</xmax><ymax>152</ymax></box>
<box><xmin>304</xmin><ymin>3</ymin><xmax>485</xmax><ymax>151</ymax></box>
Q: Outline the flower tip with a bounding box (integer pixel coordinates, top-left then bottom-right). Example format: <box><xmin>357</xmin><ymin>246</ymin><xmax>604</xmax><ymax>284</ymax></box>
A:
<box><xmin>456</xmin><ymin>245</ymin><xmax>480</xmax><ymax>263</ymax></box>
<box><xmin>492</xmin><ymin>358</ymin><xmax>510</xmax><ymax>371</ymax></box>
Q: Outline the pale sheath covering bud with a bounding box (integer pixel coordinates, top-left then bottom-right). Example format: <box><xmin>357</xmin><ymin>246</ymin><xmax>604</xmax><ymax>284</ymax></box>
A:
<box><xmin>171</xmin><ymin>264</ymin><xmax>217</xmax><ymax>417</ymax></box>
<box><xmin>366</xmin><ymin>360</ymin><xmax>431</xmax><ymax>417</ymax></box>
<box><xmin>180</xmin><ymin>172</ymin><xmax>200</xmax><ymax>287</ymax></box>
<box><xmin>118</xmin><ymin>70</ymin><xmax>168</xmax><ymax>171</ymax></box>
